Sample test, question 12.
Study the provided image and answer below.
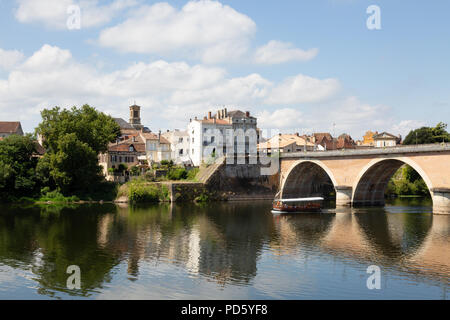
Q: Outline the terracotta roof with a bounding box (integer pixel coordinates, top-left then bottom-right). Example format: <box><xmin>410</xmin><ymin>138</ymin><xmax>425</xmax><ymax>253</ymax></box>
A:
<box><xmin>0</xmin><ymin>122</ymin><xmax>21</xmax><ymax>134</ymax></box>
<box><xmin>139</xmin><ymin>132</ymin><xmax>170</xmax><ymax>144</ymax></box>
<box><xmin>314</xmin><ymin>133</ymin><xmax>333</xmax><ymax>144</ymax></box>
<box><xmin>373</xmin><ymin>132</ymin><xmax>399</xmax><ymax>140</ymax></box>
<box><xmin>200</xmin><ymin>119</ymin><xmax>232</xmax><ymax>125</ymax></box>
<box><xmin>109</xmin><ymin>142</ymin><xmax>146</xmax><ymax>153</ymax></box>
<box><xmin>226</xmin><ymin>110</ymin><xmax>255</xmax><ymax>119</ymax></box>
<box><xmin>258</xmin><ymin>134</ymin><xmax>315</xmax><ymax>149</ymax></box>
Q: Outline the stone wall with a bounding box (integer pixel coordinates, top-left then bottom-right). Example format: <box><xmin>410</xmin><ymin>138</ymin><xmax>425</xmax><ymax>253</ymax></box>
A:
<box><xmin>167</xmin><ymin>182</ymin><xmax>221</xmax><ymax>202</ymax></box>
<box><xmin>205</xmin><ymin>162</ymin><xmax>279</xmax><ymax>200</ymax></box>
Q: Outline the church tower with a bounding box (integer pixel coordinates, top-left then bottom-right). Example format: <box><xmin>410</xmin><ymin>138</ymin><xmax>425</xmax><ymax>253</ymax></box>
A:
<box><xmin>129</xmin><ymin>104</ymin><xmax>143</xmax><ymax>130</ymax></box>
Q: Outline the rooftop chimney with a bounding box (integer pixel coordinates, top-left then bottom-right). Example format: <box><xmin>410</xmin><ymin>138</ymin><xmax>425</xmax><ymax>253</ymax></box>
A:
<box><xmin>246</xmin><ymin>111</ymin><xmax>250</xmax><ymax>117</ymax></box>
<box><xmin>208</xmin><ymin>111</ymin><xmax>212</xmax><ymax>119</ymax></box>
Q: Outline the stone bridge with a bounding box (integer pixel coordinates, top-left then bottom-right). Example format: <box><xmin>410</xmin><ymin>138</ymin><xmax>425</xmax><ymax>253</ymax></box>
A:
<box><xmin>279</xmin><ymin>143</ymin><xmax>450</xmax><ymax>214</ymax></box>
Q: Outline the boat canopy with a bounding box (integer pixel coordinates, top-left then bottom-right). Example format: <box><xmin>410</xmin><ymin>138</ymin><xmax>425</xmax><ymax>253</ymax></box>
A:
<box><xmin>275</xmin><ymin>197</ymin><xmax>324</xmax><ymax>202</ymax></box>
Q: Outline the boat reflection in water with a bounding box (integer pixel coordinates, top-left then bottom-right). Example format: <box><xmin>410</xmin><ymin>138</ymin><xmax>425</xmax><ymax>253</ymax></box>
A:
<box><xmin>272</xmin><ymin>197</ymin><xmax>323</xmax><ymax>214</ymax></box>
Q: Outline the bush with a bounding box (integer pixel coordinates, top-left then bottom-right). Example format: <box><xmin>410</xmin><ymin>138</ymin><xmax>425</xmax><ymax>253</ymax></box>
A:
<box><xmin>186</xmin><ymin>168</ymin><xmax>199</xmax><ymax>181</ymax></box>
<box><xmin>40</xmin><ymin>190</ymin><xmax>66</xmax><ymax>201</ymax></box>
<box><xmin>167</xmin><ymin>168</ymin><xmax>188</xmax><ymax>180</ymax></box>
<box><xmin>129</xmin><ymin>184</ymin><xmax>160</xmax><ymax>203</ymax></box>
<box><xmin>130</xmin><ymin>166</ymin><xmax>140</xmax><ymax>176</ymax></box>
<box><xmin>128</xmin><ymin>181</ymin><xmax>169</xmax><ymax>203</ymax></box>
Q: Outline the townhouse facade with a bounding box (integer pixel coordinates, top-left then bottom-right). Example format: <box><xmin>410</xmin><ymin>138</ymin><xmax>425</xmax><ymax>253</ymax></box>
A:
<box><xmin>187</xmin><ymin>108</ymin><xmax>258</xmax><ymax>166</ymax></box>
<box><xmin>162</xmin><ymin>129</ymin><xmax>192</xmax><ymax>165</ymax></box>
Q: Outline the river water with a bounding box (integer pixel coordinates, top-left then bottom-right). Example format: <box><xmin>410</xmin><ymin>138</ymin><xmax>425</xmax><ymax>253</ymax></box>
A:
<box><xmin>0</xmin><ymin>198</ymin><xmax>448</xmax><ymax>300</ymax></box>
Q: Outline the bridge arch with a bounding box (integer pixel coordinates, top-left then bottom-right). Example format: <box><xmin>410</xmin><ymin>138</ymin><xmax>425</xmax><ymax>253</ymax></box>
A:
<box><xmin>352</xmin><ymin>157</ymin><xmax>433</xmax><ymax>206</ymax></box>
<box><xmin>281</xmin><ymin>160</ymin><xmax>337</xmax><ymax>199</ymax></box>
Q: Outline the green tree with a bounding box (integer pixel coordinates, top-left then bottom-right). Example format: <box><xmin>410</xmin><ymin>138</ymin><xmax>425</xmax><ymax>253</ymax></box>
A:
<box><xmin>403</xmin><ymin>122</ymin><xmax>450</xmax><ymax>145</ymax></box>
<box><xmin>36</xmin><ymin>105</ymin><xmax>121</xmax><ymax>154</ymax></box>
<box><xmin>35</xmin><ymin>105</ymin><xmax>121</xmax><ymax>194</ymax></box>
<box><xmin>0</xmin><ymin>134</ymin><xmax>38</xmax><ymax>199</ymax></box>
<box><xmin>39</xmin><ymin>133</ymin><xmax>102</xmax><ymax>194</ymax></box>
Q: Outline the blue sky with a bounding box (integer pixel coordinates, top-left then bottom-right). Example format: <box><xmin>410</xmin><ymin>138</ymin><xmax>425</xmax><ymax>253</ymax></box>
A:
<box><xmin>0</xmin><ymin>0</ymin><xmax>449</xmax><ymax>139</ymax></box>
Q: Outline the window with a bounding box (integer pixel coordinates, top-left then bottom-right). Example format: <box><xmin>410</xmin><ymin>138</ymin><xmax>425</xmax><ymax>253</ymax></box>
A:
<box><xmin>179</xmin><ymin>149</ymin><xmax>183</xmax><ymax>155</ymax></box>
<box><xmin>192</xmin><ymin>138</ymin><xmax>195</xmax><ymax>143</ymax></box>
<box><xmin>179</xmin><ymin>138</ymin><xmax>183</xmax><ymax>143</ymax></box>
<box><xmin>148</xmin><ymin>142</ymin><xmax>156</xmax><ymax>151</ymax></box>
<box><xmin>129</xmin><ymin>146</ymin><xmax>134</xmax><ymax>152</ymax></box>
<box><xmin>192</xmin><ymin>149</ymin><xmax>194</xmax><ymax>155</ymax></box>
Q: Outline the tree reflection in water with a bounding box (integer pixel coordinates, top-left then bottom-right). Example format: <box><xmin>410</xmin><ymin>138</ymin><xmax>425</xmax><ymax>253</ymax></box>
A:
<box><xmin>0</xmin><ymin>199</ymin><xmax>448</xmax><ymax>299</ymax></box>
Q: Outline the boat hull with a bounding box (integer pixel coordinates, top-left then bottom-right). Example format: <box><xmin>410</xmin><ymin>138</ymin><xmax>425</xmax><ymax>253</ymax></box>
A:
<box><xmin>272</xmin><ymin>202</ymin><xmax>322</xmax><ymax>214</ymax></box>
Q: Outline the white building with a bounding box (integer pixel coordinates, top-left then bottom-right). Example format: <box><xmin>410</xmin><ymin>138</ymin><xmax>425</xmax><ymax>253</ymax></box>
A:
<box><xmin>187</xmin><ymin>108</ymin><xmax>258</xmax><ymax>166</ymax></box>
<box><xmin>162</xmin><ymin>129</ymin><xmax>192</xmax><ymax>165</ymax></box>
<box><xmin>373</xmin><ymin>132</ymin><xmax>401</xmax><ymax>148</ymax></box>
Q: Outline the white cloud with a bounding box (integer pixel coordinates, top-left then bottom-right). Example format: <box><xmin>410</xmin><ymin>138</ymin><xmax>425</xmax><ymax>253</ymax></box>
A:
<box><xmin>1</xmin><ymin>44</ymin><xmax>413</xmax><ymax>140</ymax></box>
<box><xmin>14</xmin><ymin>0</ymin><xmax>138</xmax><ymax>29</ymax></box>
<box><xmin>255</xmin><ymin>41</ymin><xmax>318</xmax><ymax>64</ymax></box>
<box><xmin>0</xmin><ymin>49</ymin><xmax>25</xmax><ymax>70</ymax></box>
<box><xmin>304</xmin><ymin>96</ymin><xmax>395</xmax><ymax>138</ymax></box>
<box><xmin>98</xmin><ymin>0</ymin><xmax>257</xmax><ymax>64</ymax></box>
<box><xmin>257</xmin><ymin>108</ymin><xmax>303</xmax><ymax>130</ymax></box>
<box><xmin>265</xmin><ymin>74</ymin><xmax>340</xmax><ymax>105</ymax></box>
<box><xmin>391</xmin><ymin>120</ymin><xmax>426</xmax><ymax>137</ymax></box>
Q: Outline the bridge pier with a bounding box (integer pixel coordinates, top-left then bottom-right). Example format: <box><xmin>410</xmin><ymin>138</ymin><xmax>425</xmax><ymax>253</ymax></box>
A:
<box><xmin>335</xmin><ymin>186</ymin><xmax>352</xmax><ymax>207</ymax></box>
<box><xmin>431</xmin><ymin>188</ymin><xmax>450</xmax><ymax>215</ymax></box>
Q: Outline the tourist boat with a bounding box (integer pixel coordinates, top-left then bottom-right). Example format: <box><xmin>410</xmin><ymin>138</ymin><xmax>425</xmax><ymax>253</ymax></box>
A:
<box><xmin>271</xmin><ymin>197</ymin><xmax>324</xmax><ymax>214</ymax></box>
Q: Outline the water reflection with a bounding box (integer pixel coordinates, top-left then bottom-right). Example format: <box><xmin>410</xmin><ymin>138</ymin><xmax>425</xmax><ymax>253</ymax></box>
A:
<box><xmin>0</xmin><ymin>200</ymin><xmax>448</xmax><ymax>299</ymax></box>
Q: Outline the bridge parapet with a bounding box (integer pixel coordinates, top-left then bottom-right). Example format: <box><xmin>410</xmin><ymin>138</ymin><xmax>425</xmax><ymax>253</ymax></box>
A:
<box><xmin>280</xmin><ymin>143</ymin><xmax>450</xmax><ymax>159</ymax></box>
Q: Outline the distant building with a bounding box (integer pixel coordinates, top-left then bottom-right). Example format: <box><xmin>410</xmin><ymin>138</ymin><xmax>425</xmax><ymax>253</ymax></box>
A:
<box><xmin>129</xmin><ymin>104</ymin><xmax>144</xmax><ymax>130</ymax></box>
<box><xmin>187</xmin><ymin>108</ymin><xmax>258</xmax><ymax>166</ymax></box>
<box><xmin>99</xmin><ymin>104</ymin><xmax>172</xmax><ymax>179</ymax></box>
<box><xmin>356</xmin><ymin>130</ymin><xmax>379</xmax><ymax>147</ymax></box>
<box><xmin>313</xmin><ymin>133</ymin><xmax>333</xmax><ymax>150</ymax></box>
<box><xmin>258</xmin><ymin>133</ymin><xmax>316</xmax><ymax>155</ymax></box>
<box><xmin>0</xmin><ymin>122</ymin><xmax>23</xmax><ymax>138</ymax></box>
<box><xmin>336</xmin><ymin>133</ymin><xmax>357</xmax><ymax>149</ymax></box>
<box><xmin>373</xmin><ymin>132</ymin><xmax>402</xmax><ymax>148</ymax></box>
<box><xmin>139</xmin><ymin>131</ymin><xmax>171</xmax><ymax>164</ymax></box>
<box><xmin>162</xmin><ymin>129</ymin><xmax>192</xmax><ymax>165</ymax></box>
<box><xmin>362</xmin><ymin>130</ymin><xmax>378</xmax><ymax>146</ymax></box>
<box><xmin>99</xmin><ymin>135</ymin><xmax>146</xmax><ymax>181</ymax></box>
<box><xmin>313</xmin><ymin>132</ymin><xmax>356</xmax><ymax>150</ymax></box>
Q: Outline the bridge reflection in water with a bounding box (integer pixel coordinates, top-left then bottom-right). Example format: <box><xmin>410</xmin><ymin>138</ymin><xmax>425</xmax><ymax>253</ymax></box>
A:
<box><xmin>0</xmin><ymin>201</ymin><xmax>448</xmax><ymax>299</ymax></box>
